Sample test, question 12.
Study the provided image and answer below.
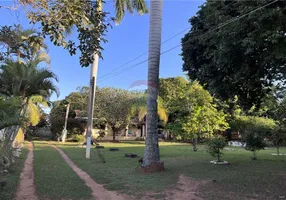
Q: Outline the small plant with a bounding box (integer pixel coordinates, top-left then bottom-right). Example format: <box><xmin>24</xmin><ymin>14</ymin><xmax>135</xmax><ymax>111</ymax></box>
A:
<box><xmin>245</xmin><ymin>133</ymin><xmax>266</xmax><ymax>160</ymax></box>
<box><xmin>207</xmin><ymin>135</ymin><xmax>227</xmax><ymax>162</ymax></box>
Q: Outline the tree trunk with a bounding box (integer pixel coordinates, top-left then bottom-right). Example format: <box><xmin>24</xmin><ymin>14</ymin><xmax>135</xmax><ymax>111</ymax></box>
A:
<box><xmin>143</xmin><ymin>0</ymin><xmax>164</xmax><ymax>168</ymax></box>
<box><xmin>193</xmin><ymin>137</ymin><xmax>197</xmax><ymax>152</ymax></box>
<box><xmin>277</xmin><ymin>146</ymin><xmax>280</xmax><ymax>155</ymax></box>
<box><xmin>252</xmin><ymin>151</ymin><xmax>257</xmax><ymax>160</ymax></box>
<box><xmin>112</xmin><ymin>128</ymin><xmax>116</xmax><ymax>142</ymax></box>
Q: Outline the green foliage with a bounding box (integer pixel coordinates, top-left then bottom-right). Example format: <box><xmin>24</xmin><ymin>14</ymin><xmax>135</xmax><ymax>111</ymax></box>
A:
<box><xmin>129</xmin><ymin>93</ymin><xmax>168</xmax><ymax>123</ymax></box>
<box><xmin>0</xmin><ymin>25</ymin><xmax>49</xmax><ymax>64</ymax></box>
<box><xmin>159</xmin><ymin>77</ymin><xmax>188</xmax><ymax>113</ymax></box>
<box><xmin>0</xmin><ymin>97</ymin><xmax>21</xmax><ymax>129</ymax></box>
<box><xmin>20</xmin><ymin>0</ymin><xmax>148</xmax><ymax>67</ymax></box>
<box><xmin>271</xmin><ymin>121</ymin><xmax>286</xmax><ymax>155</ymax></box>
<box><xmin>94</xmin><ymin>88</ymin><xmax>136</xmax><ymax>139</ymax></box>
<box><xmin>163</xmin><ymin>80</ymin><xmax>228</xmax><ymax>141</ymax></box>
<box><xmin>71</xmin><ymin>134</ymin><xmax>86</xmax><ymax>143</ymax></box>
<box><xmin>207</xmin><ymin>135</ymin><xmax>227</xmax><ymax>162</ymax></box>
<box><xmin>230</xmin><ymin>116</ymin><xmax>275</xmax><ymax>138</ymax></box>
<box><xmin>181</xmin><ymin>1</ymin><xmax>286</xmax><ymax>109</ymax></box>
<box><xmin>245</xmin><ymin>133</ymin><xmax>267</xmax><ymax>160</ymax></box>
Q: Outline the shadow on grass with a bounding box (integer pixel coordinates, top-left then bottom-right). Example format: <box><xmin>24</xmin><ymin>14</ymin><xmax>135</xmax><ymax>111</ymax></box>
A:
<box><xmin>57</xmin><ymin>143</ymin><xmax>286</xmax><ymax>199</ymax></box>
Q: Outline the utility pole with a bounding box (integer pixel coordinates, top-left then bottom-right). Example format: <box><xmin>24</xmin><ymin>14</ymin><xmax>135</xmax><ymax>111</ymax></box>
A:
<box><xmin>62</xmin><ymin>102</ymin><xmax>70</xmax><ymax>143</ymax></box>
<box><xmin>85</xmin><ymin>54</ymin><xmax>99</xmax><ymax>159</ymax></box>
<box><xmin>85</xmin><ymin>0</ymin><xmax>102</xmax><ymax>159</ymax></box>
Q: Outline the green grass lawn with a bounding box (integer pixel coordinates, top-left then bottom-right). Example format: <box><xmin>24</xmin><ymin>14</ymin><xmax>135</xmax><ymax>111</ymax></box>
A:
<box><xmin>53</xmin><ymin>141</ymin><xmax>286</xmax><ymax>199</ymax></box>
<box><xmin>0</xmin><ymin>145</ymin><xmax>28</xmax><ymax>200</ymax></box>
<box><xmin>33</xmin><ymin>142</ymin><xmax>92</xmax><ymax>200</ymax></box>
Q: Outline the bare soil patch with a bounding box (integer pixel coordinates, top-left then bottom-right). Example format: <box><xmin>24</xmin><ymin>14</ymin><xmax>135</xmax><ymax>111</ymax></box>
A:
<box><xmin>15</xmin><ymin>142</ymin><xmax>38</xmax><ymax>200</ymax></box>
<box><xmin>165</xmin><ymin>175</ymin><xmax>209</xmax><ymax>200</ymax></box>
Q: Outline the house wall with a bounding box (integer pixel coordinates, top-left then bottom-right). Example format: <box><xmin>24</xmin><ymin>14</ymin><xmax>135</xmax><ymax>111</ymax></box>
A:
<box><xmin>91</xmin><ymin>126</ymin><xmax>144</xmax><ymax>141</ymax></box>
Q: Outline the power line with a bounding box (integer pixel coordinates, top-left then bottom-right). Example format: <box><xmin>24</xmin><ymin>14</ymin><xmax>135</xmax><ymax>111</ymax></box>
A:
<box><xmin>97</xmin><ymin>1</ymin><xmax>237</xmax><ymax>81</ymax></box>
<box><xmin>98</xmin><ymin>0</ymin><xmax>277</xmax><ymax>83</ymax></box>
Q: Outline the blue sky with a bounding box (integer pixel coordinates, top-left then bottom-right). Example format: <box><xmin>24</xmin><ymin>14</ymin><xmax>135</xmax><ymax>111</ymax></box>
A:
<box><xmin>0</xmin><ymin>0</ymin><xmax>204</xmax><ymax>101</ymax></box>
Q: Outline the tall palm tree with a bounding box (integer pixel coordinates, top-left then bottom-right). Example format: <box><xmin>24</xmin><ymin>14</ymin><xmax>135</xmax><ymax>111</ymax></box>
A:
<box><xmin>85</xmin><ymin>0</ymin><xmax>148</xmax><ymax>158</ymax></box>
<box><xmin>143</xmin><ymin>0</ymin><xmax>164</xmax><ymax>169</ymax></box>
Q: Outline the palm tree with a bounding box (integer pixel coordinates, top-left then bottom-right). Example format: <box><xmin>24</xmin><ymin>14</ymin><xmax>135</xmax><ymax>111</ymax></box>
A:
<box><xmin>0</xmin><ymin>25</ymin><xmax>50</xmax><ymax>65</ymax></box>
<box><xmin>143</xmin><ymin>0</ymin><xmax>164</xmax><ymax>169</ymax></box>
<box><xmin>129</xmin><ymin>94</ymin><xmax>168</xmax><ymax>124</ymax></box>
<box><xmin>85</xmin><ymin>0</ymin><xmax>148</xmax><ymax>158</ymax></box>
<box><xmin>129</xmin><ymin>95</ymin><xmax>167</xmax><ymax>139</ymax></box>
<box><xmin>0</xmin><ymin>61</ymin><xmax>59</xmax><ymax>151</ymax></box>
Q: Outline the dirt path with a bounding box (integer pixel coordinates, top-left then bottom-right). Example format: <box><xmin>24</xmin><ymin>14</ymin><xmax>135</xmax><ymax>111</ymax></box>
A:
<box><xmin>15</xmin><ymin>142</ymin><xmax>38</xmax><ymax>200</ymax></box>
<box><xmin>51</xmin><ymin>145</ymin><xmax>132</xmax><ymax>200</ymax></box>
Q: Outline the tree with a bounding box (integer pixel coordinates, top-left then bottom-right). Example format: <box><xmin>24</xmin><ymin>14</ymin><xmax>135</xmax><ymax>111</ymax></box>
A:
<box><xmin>0</xmin><ymin>97</ymin><xmax>21</xmax><ymax>130</ymax></box>
<box><xmin>207</xmin><ymin>135</ymin><xmax>227</xmax><ymax>162</ymax></box>
<box><xmin>230</xmin><ymin>115</ymin><xmax>275</xmax><ymax>138</ymax></box>
<box><xmin>94</xmin><ymin>88</ymin><xmax>135</xmax><ymax>141</ymax></box>
<box><xmin>245</xmin><ymin>133</ymin><xmax>267</xmax><ymax>160</ymax></box>
<box><xmin>0</xmin><ymin>25</ymin><xmax>49</xmax><ymax>65</ymax></box>
<box><xmin>84</xmin><ymin>0</ymin><xmax>147</xmax><ymax>158</ymax></box>
<box><xmin>158</xmin><ymin>77</ymin><xmax>188</xmax><ymax>113</ymax></box>
<box><xmin>0</xmin><ymin>61</ymin><xmax>59</xmax><ymax>150</ymax></box>
<box><xmin>143</xmin><ymin>0</ymin><xmax>164</xmax><ymax>170</ymax></box>
<box><xmin>7</xmin><ymin>0</ymin><xmax>148</xmax><ymax>159</ymax></box>
<box><xmin>164</xmin><ymin>81</ymin><xmax>228</xmax><ymax>141</ymax></box>
<box><xmin>129</xmin><ymin>93</ymin><xmax>168</xmax><ymax>124</ymax></box>
<box><xmin>181</xmin><ymin>1</ymin><xmax>286</xmax><ymax>110</ymax></box>
<box><xmin>272</xmin><ymin>122</ymin><xmax>286</xmax><ymax>155</ymax></box>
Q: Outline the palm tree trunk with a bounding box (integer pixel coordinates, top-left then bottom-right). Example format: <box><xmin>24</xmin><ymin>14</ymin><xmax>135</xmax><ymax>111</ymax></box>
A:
<box><xmin>143</xmin><ymin>0</ymin><xmax>164</xmax><ymax>167</ymax></box>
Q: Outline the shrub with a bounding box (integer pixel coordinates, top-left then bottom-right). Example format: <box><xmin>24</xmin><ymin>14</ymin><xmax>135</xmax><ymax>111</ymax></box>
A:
<box><xmin>245</xmin><ymin>133</ymin><xmax>266</xmax><ymax>160</ymax></box>
<box><xmin>71</xmin><ymin>134</ymin><xmax>85</xmax><ymax>143</ymax></box>
<box><xmin>207</xmin><ymin>135</ymin><xmax>227</xmax><ymax>162</ymax></box>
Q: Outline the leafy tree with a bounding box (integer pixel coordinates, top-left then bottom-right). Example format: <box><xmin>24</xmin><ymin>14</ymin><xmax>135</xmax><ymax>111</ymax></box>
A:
<box><xmin>181</xmin><ymin>1</ymin><xmax>286</xmax><ymax>110</ymax></box>
<box><xmin>207</xmin><ymin>135</ymin><xmax>227</xmax><ymax>162</ymax></box>
<box><xmin>94</xmin><ymin>88</ymin><xmax>136</xmax><ymax>141</ymax></box>
<box><xmin>159</xmin><ymin>77</ymin><xmax>188</xmax><ymax>113</ymax></box>
<box><xmin>11</xmin><ymin>0</ymin><xmax>148</xmax><ymax>67</ymax></box>
<box><xmin>245</xmin><ymin>133</ymin><xmax>267</xmax><ymax>160</ymax></box>
<box><xmin>66</xmin><ymin>86</ymin><xmax>89</xmax><ymax>117</ymax></box>
<box><xmin>230</xmin><ymin>115</ymin><xmax>275</xmax><ymax>138</ymax></box>
<box><xmin>164</xmin><ymin>81</ymin><xmax>228</xmax><ymax>141</ymax></box>
<box><xmin>272</xmin><ymin>122</ymin><xmax>286</xmax><ymax>155</ymax></box>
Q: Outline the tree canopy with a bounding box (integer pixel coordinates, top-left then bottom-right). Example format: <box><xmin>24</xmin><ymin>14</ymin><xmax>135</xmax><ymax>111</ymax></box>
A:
<box><xmin>5</xmin><ymin>0</ymin><xmax>148</xmax><ymax>67</ymax></box>
<box><xmin>181</xmin><ymin>1</ymin><xmax>286</xmax><ymax>110</ymax></box>
<box><xmin>160</xmin><ymin>77</ymin><xmax>228</xmax><ymax>140</ymax></box>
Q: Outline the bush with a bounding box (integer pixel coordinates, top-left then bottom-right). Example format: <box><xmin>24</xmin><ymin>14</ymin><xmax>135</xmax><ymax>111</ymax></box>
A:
<box><xmin>207</xmin><ymin>135</ymin><xmax>227</xmax><ymax>162</ymax></box>
<box><xmin>245</xmin><ymin>133</ymin><xmax>266</xmax><ymax>160</ymax></box>
<box><xmin>70</xmin><ymin>134</ymin><xmax>85</xmax><ymax>143</ymax></box>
